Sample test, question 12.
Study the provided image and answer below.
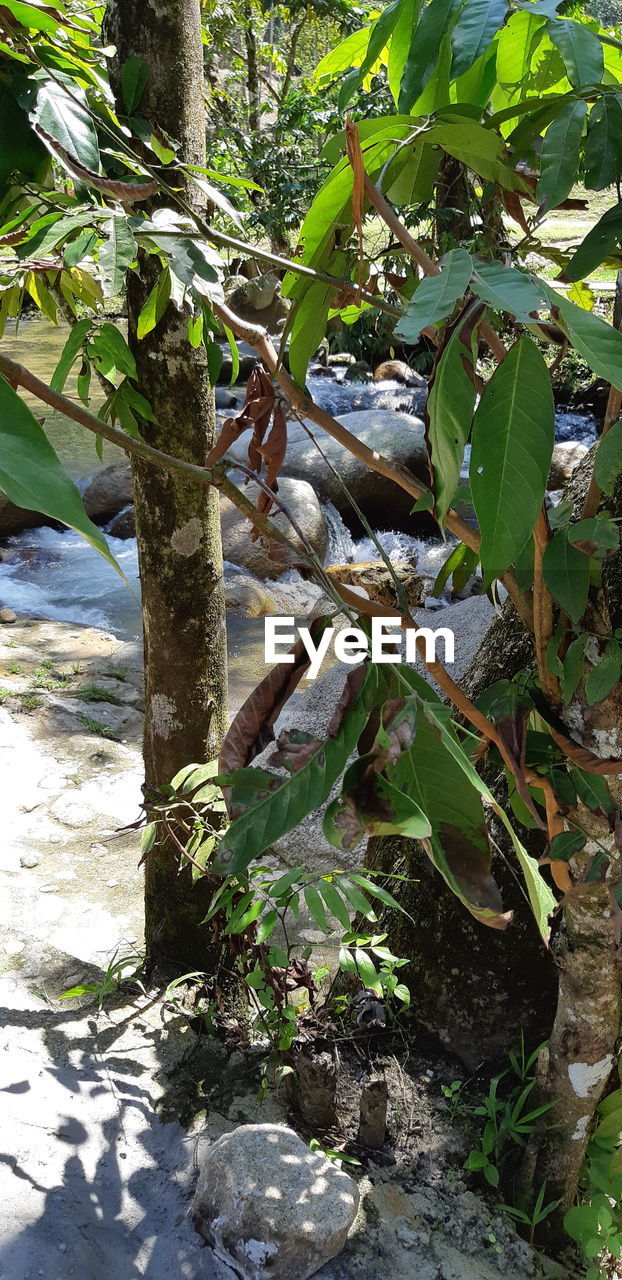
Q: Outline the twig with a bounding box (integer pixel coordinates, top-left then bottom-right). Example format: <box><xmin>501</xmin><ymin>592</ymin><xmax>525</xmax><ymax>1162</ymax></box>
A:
<box><xmin>581</xmin><ymin>269</ymin><xmax>622</xmax><ymax>521</ymax></box>
<box><xmin>533</xmin><ymin>510</ymin><xmax>561</xmax><ymax>707</ymax></box>
<box><xmin>362</xmin><ymin>173</ymin><xmax>508</xmax><ymax>364</ymax></box>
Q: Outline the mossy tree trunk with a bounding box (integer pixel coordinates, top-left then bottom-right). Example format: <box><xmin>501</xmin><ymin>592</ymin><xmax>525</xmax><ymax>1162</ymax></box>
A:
<box><xmin>106</xmin><ymin>0</ymin><xmax>229</xmax><ymax>969</ymax></box>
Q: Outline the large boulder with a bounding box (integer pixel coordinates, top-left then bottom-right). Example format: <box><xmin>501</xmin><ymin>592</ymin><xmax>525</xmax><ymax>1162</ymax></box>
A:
<box><xmin>192</xmin><ymin>1123</ymin><xmax>359</xmax><ymax>1280</ymax></box>
<box><xmin>227</xmin><ymin>410</ymin><xmax>429</xmax><ymax>531</ymax></box>
<box><xmin>220</xmin><ymin>477</ymin><xmax>328</xmax><ymax>579</ymax></box>
<box><xmin>82</xmin><ymin>463</ymin><xmax>133</xmax><ymax>524</ymax></box>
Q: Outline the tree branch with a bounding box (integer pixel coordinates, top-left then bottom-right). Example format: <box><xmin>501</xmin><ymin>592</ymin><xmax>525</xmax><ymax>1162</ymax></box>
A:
<box><xmin>533</xmin><ymin>509</ymin><xmax>561</xmax><ymax>707</ymax></box>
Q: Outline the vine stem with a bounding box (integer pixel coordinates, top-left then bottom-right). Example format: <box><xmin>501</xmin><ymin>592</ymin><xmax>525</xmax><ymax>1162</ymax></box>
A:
<box><xmin>533</xmin><ymin>509</ymin><xmax>561</xmax><ymax>708</ymax></box>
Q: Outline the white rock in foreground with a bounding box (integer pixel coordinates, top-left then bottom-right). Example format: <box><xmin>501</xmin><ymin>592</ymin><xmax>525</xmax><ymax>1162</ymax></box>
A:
<box><xmin>192</xmin><ymin>1123</ymin><xmax>359</xmax><ymax>1280</ymax></box>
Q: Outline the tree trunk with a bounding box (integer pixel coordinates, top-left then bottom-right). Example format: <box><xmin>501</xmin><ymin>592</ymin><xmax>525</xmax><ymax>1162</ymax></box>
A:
<box><xmin>244</xmin><ymin>0</ymin><xmax>261</xmax><ymax>138</ymax></box>
<box><xmin>105</xmin><ymin>0</ymin><xmax>229</xmax><ymax>968</ymax></box>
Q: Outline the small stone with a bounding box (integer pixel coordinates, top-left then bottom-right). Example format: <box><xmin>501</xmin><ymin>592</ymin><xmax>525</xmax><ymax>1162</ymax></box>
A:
<box><xmin>192</xmin><ymin>1123</ymin><xmax>359</xmax><ymax>1280</ymax></box>
<box><xmin>0</xmin><ymin>608</ymin><xmax>17</xmax><ymax>623</ymax></box>
<box><xmin>90</xmin><ymin>843</ymin><xmax>108</xmax><ymax>856</ymax></box>
<box><xmin>20</xmin><ymin>853</ymin><xmax>40</xmax><ymax>869</ymax></box>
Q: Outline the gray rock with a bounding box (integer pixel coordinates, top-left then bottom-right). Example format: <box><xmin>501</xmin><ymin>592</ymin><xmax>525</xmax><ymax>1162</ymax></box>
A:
<box><xmin>227</xmin><ymin>410</ymin><xmax>428</xmax><ymax>530</ymax></box>
<box><xmin>82</xmin><ymin>464</ymin><xmax>133</xmax><ymax>525</ymax></box>
<box><xmin>220</xmin><ymin>477</ymin><xmax>328</xmax><ymax>579</ymax></box>
<box><xmin>20</xmin><ymin>853</ymin><xmax>40</xmax><ymax>869</ymax></box>
<box><xmin>0</xmin><ymin>608</ymin><xmax>17</xmax><ymax>623</ymax></box>
<box><xmin>192</xmin><ymin>1123</ymin><xmax>359</xmax><ymax>1280</ymax></box>
<box><xmin>108</xmin><ymin>506</ymin><xmax>135</xmax><ymax>539</ymax></box>
<box><xmin>373</xmin><ymin>359</ymin><xmax>425</xmax><ymax>386</ymax></box>
<box><xmin>549</xmin><ymin>440</ymin><xmax>588</xmax><ymax>489</ymax></box>
<box><xmin>0</xmin><ymin>492</ymin><xmax>51</xmax><ymax>538</ymax></box>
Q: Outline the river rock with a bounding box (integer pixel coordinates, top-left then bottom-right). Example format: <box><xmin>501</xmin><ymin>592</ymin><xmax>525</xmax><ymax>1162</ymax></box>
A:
<box><xmin>0</xmin><ymin>608</ymin><xmax>17</xmax><ymax>623</ymax></box>
<box><xmin>326</xmin><ymin>560</ymin><xmax>424</xmax><ymax>610</ymax></box>
<box><xmin>228</xmin><ymin>410</ymin><xmax>428</xmax><ymax>530</ymax></box>
<box><xmin>192</xmin><ymin>1123</ymin><xmax>359</xmax><ymax>1280</ymax></box>
<box><xmin>82</xmin><ymin>464</ymin><xmax>133</xmax><ymax>525</ymax></box>
<box><xmin>0</xmin><ymin>493</ymin><xmax>53</xmax><ymax>539</ymax></box>
<box><xmin>549</xmin><ymin>440</ymin><xmax>589</xmax><ymax>489</ymax></box>
<box><xmin>108</xmin><ymin>506</ymin><xmax>135</xmax><ymax>539</ymax></box>
<box><xmin>373</xmin><ymin>359</ymin><xmax>425</xmax><ymax>386</ymax></box>
<box><xmin>220</xmin><ymin>477</ymin><xmax>328</xmax><ymax>579</ymax></box>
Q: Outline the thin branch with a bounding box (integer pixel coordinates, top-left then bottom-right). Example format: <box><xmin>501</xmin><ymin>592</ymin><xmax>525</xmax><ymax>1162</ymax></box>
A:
<box><xmin>581</xmin><ymin>269</ymin><xmax>622</xmax><ymax>521</ymax></box>
<box><xmin>362</xmin><ymin>173</ymin><xmax>508</xmax><ymax>364</ymax></box>
<box><xmin>533</xmin><ymin>509</ymin><xmax>561</xmax><ymax>708</ymax></box>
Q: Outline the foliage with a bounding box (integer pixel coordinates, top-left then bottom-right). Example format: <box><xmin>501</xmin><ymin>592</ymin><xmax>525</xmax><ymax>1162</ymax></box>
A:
<box><xmin>464</xmin><ymin>1040</ymin><xmax>554</xmax><ymax>1192</ymax></box>
<box><xmin>564</xmin><ymin>1064</ymin><xmax>622</xmax><ymax>1277</ymax></box>
<box><xmin>141</xmin><ymin>761</ymin><xmax>412</xmax><ymax>1064</ymax></box>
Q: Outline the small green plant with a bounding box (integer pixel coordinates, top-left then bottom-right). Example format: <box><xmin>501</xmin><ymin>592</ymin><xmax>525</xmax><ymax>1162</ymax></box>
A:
<box><xmin>59</xmin><ymin>949</ymin><xmax>146</xmax><ymax>1010</ymax></box>
<box><xmin>0</xmin><ymin>687</ymin><xmax>10</xmax><ymax>702</ymax></box>
<box><xmin>18</xmin><ymin>693</ymin><xmax>43</xmax><ymax>711</ymax></box>
<box><xmin>442</xmin><ymin>1079</ymin><xmax>468</xmax><ymax>1123</ymax></box>
<box><xmin>7</xmin><ymin>664</ymin><xmax>22</xmax><ymax>674</ymax></box>
<box><xmin>106</xmin><ymin>664</ymin><xmax>127</xmax><ymax>682</ymax></box>
<box><xmin>38</xmin><ymin>658</ymin><xmax>54</xmax><ymax>670</ymax></box>
<box><xmin>564</xmin><ymin>1065</ymin><xmax>622</xmax><ymax>1279</ymax></box>
<box><xmin>31</xmin><ymin>668</ymin><xmax>70</xmax><ymax>690</ymax></box>
<box><xmin>76</xmin><ymin>683</ymin><xmax>122</xmax><ymax>704</ymax></box>
<box><xmin>81</xmin><ymin>715</ymin><xmax>118</xmax><ymax>740</ymax></box>
<box><xmin>464</xmin><ymin>1040</ymin><xmax>553</xmax><ymax>1189</ymax></box>
<box><xmin>145</xmin><ymin>762</ymin><xmax>414</xmax><ymax>1081</ymax></box>
<box><xmin>308</xmin><ymin>1138</ymin><xmax>361</xmax><ymax>1169</ymax></box>
<box><xmin>500</xmin><ymin>1181</ymin><xmax>561</xmax><ymax>1246</ymax></box>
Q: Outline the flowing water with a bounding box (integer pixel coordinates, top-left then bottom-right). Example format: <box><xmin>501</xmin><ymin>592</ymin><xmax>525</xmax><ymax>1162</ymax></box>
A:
<box><xmin>0</xmin><ymin>317</ymin><xmax>599</xmax><ymax>701</ymax></box>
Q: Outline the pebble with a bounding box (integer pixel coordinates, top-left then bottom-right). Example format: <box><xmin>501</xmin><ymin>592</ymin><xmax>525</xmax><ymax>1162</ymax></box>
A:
<box><xmin>0</xmin><ymin>608</ymin><xmax>17</xmax><ymax>624</ymax></box>
<box><xmin>90</xmin><ymin>843</ymin><xmax>108</xmax><ymax>856</ymax></box>
<box><xmin>20</xmin><ymin>853</ymin><xmax>40</xmax><ymax>869</ymax></box>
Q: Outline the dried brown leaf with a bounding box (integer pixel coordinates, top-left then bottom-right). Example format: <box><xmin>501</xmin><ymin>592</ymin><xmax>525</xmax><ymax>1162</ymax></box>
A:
<box><xmin>33</xmin><ymin>127</ymin><xmax>157</xmax><ymax>202</ymax></box>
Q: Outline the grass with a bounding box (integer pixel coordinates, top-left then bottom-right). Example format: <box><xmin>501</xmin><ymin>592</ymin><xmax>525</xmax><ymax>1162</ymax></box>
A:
<box><xmin>18</xmin><ymin>694</ymin><xmax>43</xmax><ymax>712</ymax></box>
<box><xmin>81</xmin><ymin>715</ymin><xmax>119</xmax><ymax>740</ymax></box>
<box><xmin>0</xmin><ymin>688</ymin><xmax>10</xmax><ymax>703</ymax></box>
<box><xmin>105</xmin><ymin>665</ymin><xmax>128</xmax><ymax>682</ymax></box>
<box><xmin>75</xmin><ymin>683</ymin><xmax>122</xmax><ymax>705</ymax></box>
<box><xmin>7</xmin><ymin>664</ymin><xmax>22</xmax><ymax>675</ymax></box>
<box><xmin>31</xmin><ymin>668</ymin><xmax>70</xmax><ymax>691</ymax></box>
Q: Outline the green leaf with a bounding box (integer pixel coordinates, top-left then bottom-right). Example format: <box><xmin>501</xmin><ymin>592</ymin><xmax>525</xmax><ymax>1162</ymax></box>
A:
<box><xmin>354</xmin><ymin>948</ymin><xmax>381</xmax><ymax>993</ymax></box>
<box><xmin>585</xmin><ymin>639</ymin><xmax>622</xmax><ymax>706</ymax></box>
<box><xmin>563</xmin><ymin>203</ymin><xmax>622</xmax><ymax>283</ymax></box>
<box><xmin>388</xmin><ymin>0</ymin><xmax>423</xmax><ymax>104</ymax></box>
<box><xmin>398</xmin><ymin>0</ymin><xmax>462</xmax><ymax>110</ymax></box>
<box><xmin>50</xmin><ymin>317</ymin><xmax>92</xmax><ymax>393</ymax></box>
<box><xmin>318</xmin><ymin>879</ymin><xmax>352</xmax><ymax>930</ymax></box>
<box><xmin>99</xmin><ymin>216</ymin><xmax>136</xmax><ymax>297</ymax></box>
<box><xmin>340</xmin><ymin>0</ymin><xmax>408</xmax><ymax>109</ymax></box>
<box><xmin>542</xmin><ymin>528</ymin><xmax>590</xmax><ymax>622</ymax></box>
<box><xmin>213</xmin><ymin>668</ymin><xmax>378</xmax><ymax>875</ymax></box>
<box><xmin>351</xmin><ymin>873</ymin><xmax>405</xmax><ymax>913</ymax></box>
<box><xmin>121</xmin><ymin>56</ymin><xmax>149</xmax><ymax>115</ymax></box>
<box><xmin>395</xmin><ymin>249</ymin><xmax>473</xmax><ymax>343</ymax></box>
<box><xmin>137</xmin><ymin>267</ymin><xmax>171</xmax><ymax>340</ymax></box>
<box><xmin>426</xmin><ymin>301</ymin><xmax>480</xmax><ymax>526</ymax></box>
<box><xmin>19</xmin><ymin>72</ymin><xmax>100</xmax><ymax>174</ymax></box>
<box><xmin>594</xmin><ymin>419</ymin><xmax>622</xmax><ymax>496</ymax></box>
<box><xmin>451</xmin><ymin>0</ymin><xmax>508</xmax><ymax>79</ymax></box>
<box><xmin>471</xmin><ymin>261</ymin><xmax>545</xmax><ymax>320</ymax></box>
<box><xmin>549</xmin><ymin>830</ymin><xmax>586</xmax><ymax>861</ymax></box>
<box><xmin>0</xmin><ymin>376</ymin><xmax>120</xmax><ymax>575</ymax></box>
<box><xmin>543</xmin><ymin>284</ymin><xmax>622</xmax><ymax>387</ymax></box>
<box><xmin>560</xmin><ymin>632</ymin><xmax>589</xmax><ymax>704</ymax></box>
<box><xmin>568</xmin><ymin>516</ymin><xmax>620</xmax><ymax>560</ymax></box>
<box><xmin>2</xmin><ymin>1</ymin><xmax>60</xmax><ymax>31</ymax></box>
<box><xmin>304</xmin><ymin>885</ymin><xmax>330</xmax><ymax>934</ymax></box>
<box><xmin>289</xmin><ymin>281</ymin><xmax>334</xmax><ymax>387</ymax></box>
<box><xmin>338</xmin><ymin>876</ymin><xmax>377</xmax><ymax>919</ymax></box>
<box><xmin>585</xmin><ymin>95</ymin><xmax>622</xmax><ymax>190</ymax></box>
<box><xmin>470</xmin><ymin>337</ymin><xmax>554</xmax><ymax>581</ymax></box>
<box><xmin>536</xmin><ymin>99</ymin><xmax>587</xmax><ymax>211</ymax></box>
<box><xmin>222</xmin><ymin>324</ymin><xmax>239</xmax><ymax>387</ymax></box>
<box><xmin>422</xmin><ymin>118</ymin><xmax>528</xmax><ymax>190</ymax></box>
<box><xmin>94</xmin><ymin>323</ymin><xmax>137</xmax><ymax>380</ymax></box>
<box><xmin>548</xmin><ymin>19</ymin><xmax>603</xmax><ymax>87</ymax></box>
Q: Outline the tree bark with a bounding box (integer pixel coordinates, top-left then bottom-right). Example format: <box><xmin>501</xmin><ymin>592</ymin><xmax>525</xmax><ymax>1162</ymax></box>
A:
<box><xmin>105</xmin><ymin>0</ymin><xmax>229</xmax><ymax>968</ymax></box>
